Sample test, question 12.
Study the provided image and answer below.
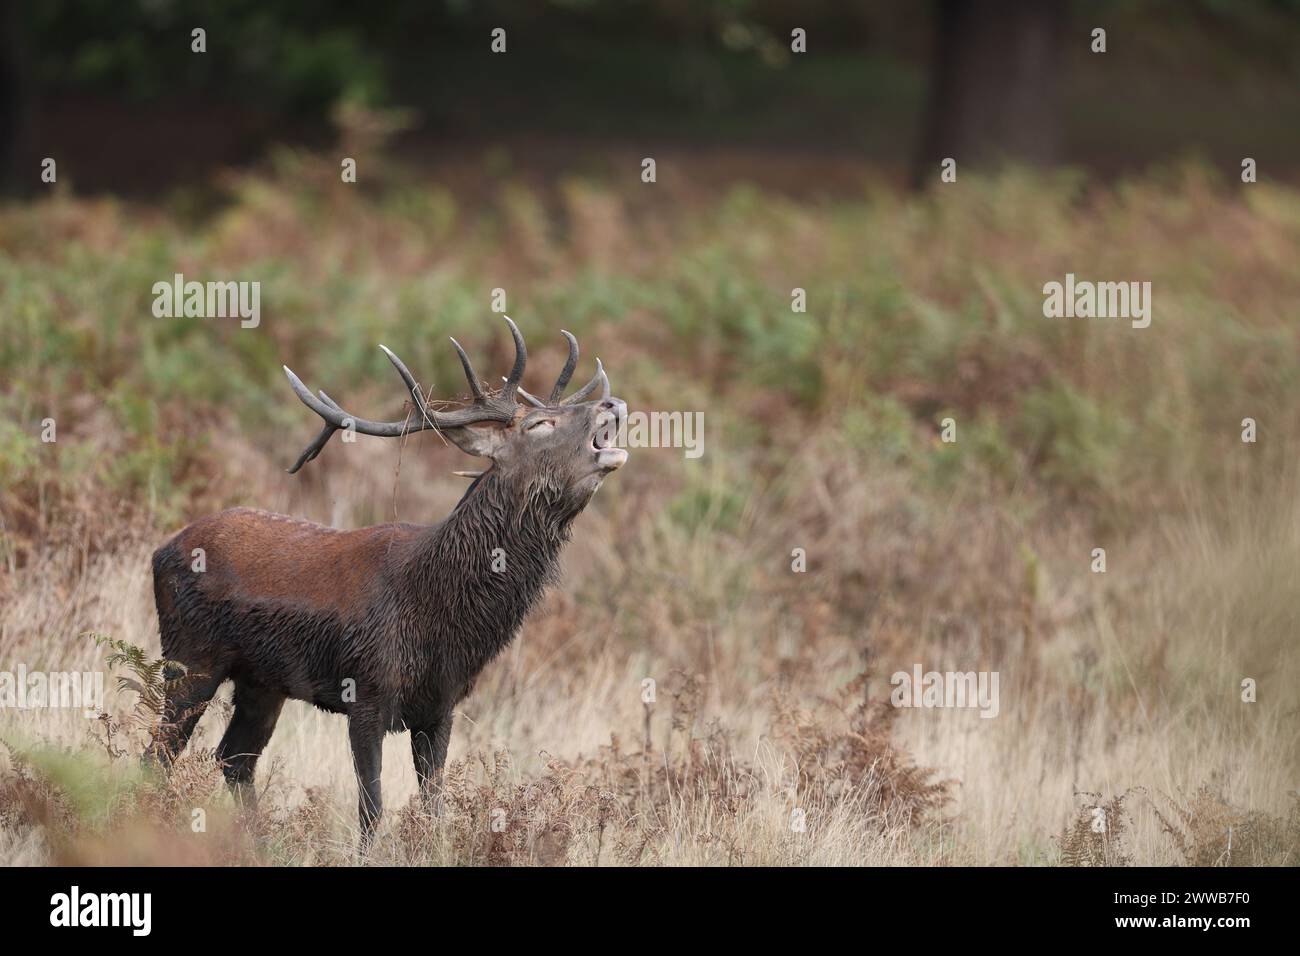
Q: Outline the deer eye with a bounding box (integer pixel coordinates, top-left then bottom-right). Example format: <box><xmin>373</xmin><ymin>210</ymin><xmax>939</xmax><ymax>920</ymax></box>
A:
<box><xmin>525</xmin><ymin>419</ymin><xmax>556</xmax><ymax>436</ymax></box>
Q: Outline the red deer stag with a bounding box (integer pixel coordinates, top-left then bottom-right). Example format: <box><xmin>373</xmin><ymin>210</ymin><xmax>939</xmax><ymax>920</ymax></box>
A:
<box><xmin>146</xmin><ymin>318</ymin><xmax>627</xmax><ymax>845</ymax></box>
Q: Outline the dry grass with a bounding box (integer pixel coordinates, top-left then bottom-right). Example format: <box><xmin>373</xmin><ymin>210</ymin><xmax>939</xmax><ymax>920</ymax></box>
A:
<box><xmin>2</xmin><ymin>453</ymin><xmax>1295</xmax><ymax>865</ymax></box>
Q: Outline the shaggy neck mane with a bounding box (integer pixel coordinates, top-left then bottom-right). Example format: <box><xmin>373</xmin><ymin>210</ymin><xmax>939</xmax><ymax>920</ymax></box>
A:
<box><xmin>405</xmin><ymin>469</ymin><xmax>578</xmax><ymax>668</ymax></box>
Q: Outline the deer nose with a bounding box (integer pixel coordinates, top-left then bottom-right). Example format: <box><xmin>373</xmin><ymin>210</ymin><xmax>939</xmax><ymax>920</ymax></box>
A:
<box><xmin>600</xmin><ymin>397</ymin><xmax>627</xmax><ymax>429</ymax></box>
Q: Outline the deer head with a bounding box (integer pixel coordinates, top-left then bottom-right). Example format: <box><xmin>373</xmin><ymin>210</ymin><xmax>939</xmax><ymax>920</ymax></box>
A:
<box><xmin>282</xmin><ymin>318</ymin><xmax>628</xmax><ymax>507</ymax></box>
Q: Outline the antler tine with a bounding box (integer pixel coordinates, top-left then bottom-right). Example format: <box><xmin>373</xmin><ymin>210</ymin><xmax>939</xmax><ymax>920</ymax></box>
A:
<box><xmin>449</xmin><ymin>337</ymin><xmax>486</xmax><ymax>402</ymax></box>
<box><xmin>502</xmin><ymin>316</ymin><xmax>527</xmax><ymax>398</ymax></box>
<box><xmin>379</xmin><ymin>344</ymin><xmax>421</xmax><ymax>402</ymax></box>
<box><xmin>560</xmin><ymin>357</ymin><xmax>610</xmax><ymax>406</ymax></box>
<box><xmin>288</xmin><ymin>394</ymin><xmax>339</xmax><ymax>474</ymax></box>
<box><xmin>288</xmin><ymin>434</ymin><xmax>330</xmax><ymax>474</ymax></box>
<box><xmin>380</xmin><ymin>343</ymin><xmax>437</xmax><ymax>429</ymax></box>
<box><xmin>512</xmin><ymin>380</ymin><xmax>547</xmax><ymax>408</ymax></box>
<box><xmin>547</xmin><ymin>330</ymin><xmax>579</xmax><ymax>404</ymax></box>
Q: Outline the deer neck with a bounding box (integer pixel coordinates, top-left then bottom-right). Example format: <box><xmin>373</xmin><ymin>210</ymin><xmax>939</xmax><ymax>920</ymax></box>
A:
<box><xmin>406</xmin><ymin>471</ymin><xmax>576</xmax><ymax>661</ymax></box>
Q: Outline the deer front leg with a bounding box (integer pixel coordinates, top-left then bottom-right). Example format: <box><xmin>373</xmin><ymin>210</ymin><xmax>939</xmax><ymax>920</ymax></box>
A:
<box><xmin>411</xmin><ymin>711</ymin><xmax>453</xmax><ymax>815</ymax></box>
<box><xmin>348</xmin><ymin>708</ymin><xmax>384</xmax><ymax>851</ymax></box>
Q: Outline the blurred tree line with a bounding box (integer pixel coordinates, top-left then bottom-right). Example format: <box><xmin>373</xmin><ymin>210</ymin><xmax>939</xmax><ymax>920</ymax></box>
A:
<box><xmin>3</xmin><ymin>0</ymin><xmax>1299</xmax><ymax>195</ymax></box>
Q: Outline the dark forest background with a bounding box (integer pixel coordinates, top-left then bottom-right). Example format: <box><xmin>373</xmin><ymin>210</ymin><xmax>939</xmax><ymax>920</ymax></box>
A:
<box><xmin>4</xmin><ymin>0</ymin><xmax>1300</xmax><ymax>198</ymax></box>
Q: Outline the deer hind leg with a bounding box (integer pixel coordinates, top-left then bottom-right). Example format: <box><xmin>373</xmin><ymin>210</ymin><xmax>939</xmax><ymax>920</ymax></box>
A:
<box><xmin>216</xmin><ymin>680</ymin><xmax>285</xmax><ymax>811</ymax></box>
<box><xmin>144</xmin><ymin>667</ymin><xmax>226</xmax><ymax>767</ymax></box>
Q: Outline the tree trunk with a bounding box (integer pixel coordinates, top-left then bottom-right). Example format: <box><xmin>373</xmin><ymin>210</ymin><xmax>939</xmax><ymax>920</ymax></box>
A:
<box><xmin>0</xmin><ymin>0</ymin><xmax>32</xmax><ymax>197</ymax></box>
<box><xmin>914</xmin><ymin>0</ymin><xmax>1068</xmax><ymax>186</ymax></box>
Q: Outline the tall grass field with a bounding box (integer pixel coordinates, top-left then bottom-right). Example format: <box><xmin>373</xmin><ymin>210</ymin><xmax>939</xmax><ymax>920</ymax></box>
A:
<box><xmin>1</xmin><ymin>156</ymin><xmax>1298</xmax><ymax>865</ymax></box>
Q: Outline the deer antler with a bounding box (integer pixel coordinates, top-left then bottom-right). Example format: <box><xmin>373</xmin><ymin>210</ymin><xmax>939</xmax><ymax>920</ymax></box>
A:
<box><xmin>284</xmin><ymin>317</ymin><xmax>527</xmax><ymax>473</ymax></box>
<box><xmin>285</xmin><ymin>318</ymin><xmax>615</xmax><ymax>473</ymax></box>
<box><xmin>549</xmin><ymin>330</ymin><xmax>580</xmax><ymax>403</ymax></box>
<box><xmin>515</xmin><ymin>331</ymin><xmax>611</xmax><ymax>408</ymax></box>
<box><xmin>561</xmin><ymin>357</ymin><xmax>610</xmax><ymax>405</ymax></box>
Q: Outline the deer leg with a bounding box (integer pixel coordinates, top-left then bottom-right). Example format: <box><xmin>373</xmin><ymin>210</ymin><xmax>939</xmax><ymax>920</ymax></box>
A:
<box><xmin>144</xmin><ymin>668</ymin><xmax>225</xmax><ymax>767</ymax></box>
<box><xmin>348</xmin><ymin>708</ymin><xmax>384</xmax><ymax>851</ymax></box>
<box><xmin>411</xmin><ymin>711</ymin><xmax>453</xmax><ymax>815</ymax></box>
<box><xmin>215</xmin><ymin>681</ymin><xmax>285</xmax><ymax>812</ymax></box>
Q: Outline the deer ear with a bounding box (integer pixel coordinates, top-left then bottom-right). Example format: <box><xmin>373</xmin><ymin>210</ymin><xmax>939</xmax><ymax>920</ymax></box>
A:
<box><xmin>441</xmin><ymin>421</ymin><xmax>509</xmax><ymax>459</ymax></box>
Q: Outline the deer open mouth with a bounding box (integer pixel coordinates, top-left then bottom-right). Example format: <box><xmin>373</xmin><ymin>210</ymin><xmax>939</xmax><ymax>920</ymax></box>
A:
<box><xmin>592</xmin><ymin>412</ymin><xmax>627</xmax><ymax>470</ymax></box>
